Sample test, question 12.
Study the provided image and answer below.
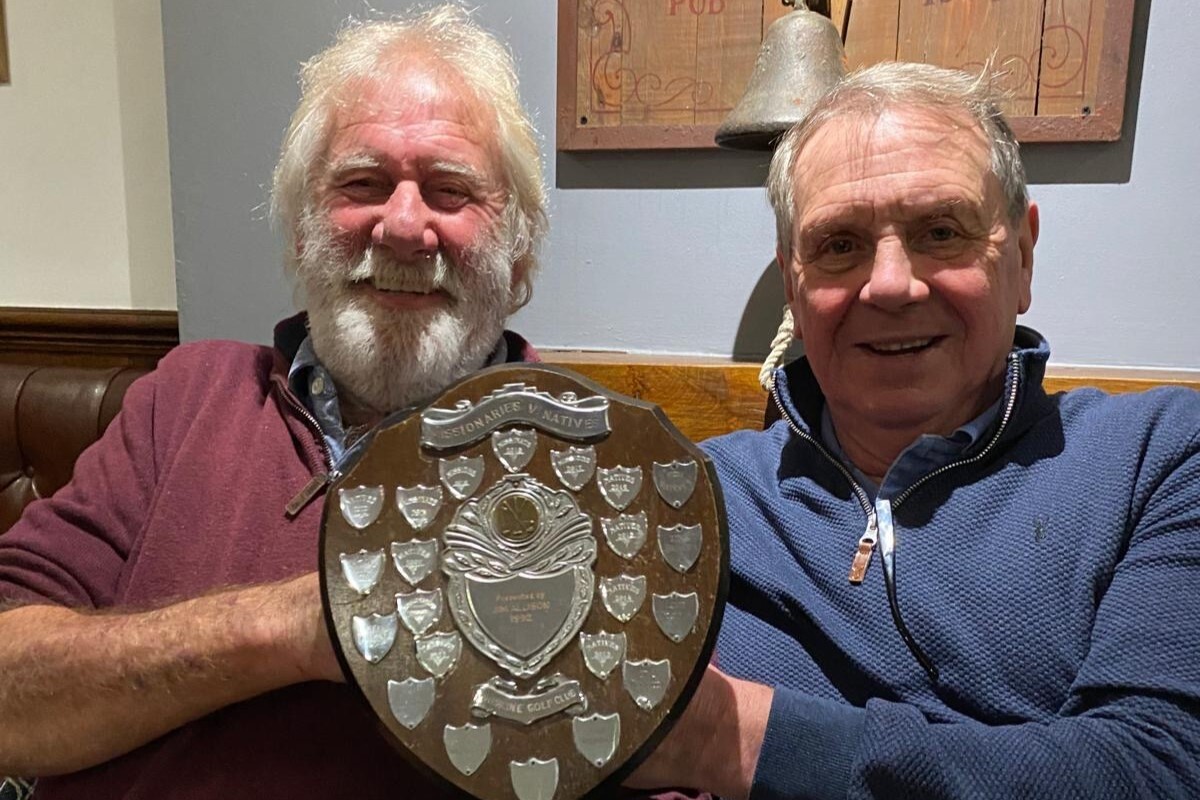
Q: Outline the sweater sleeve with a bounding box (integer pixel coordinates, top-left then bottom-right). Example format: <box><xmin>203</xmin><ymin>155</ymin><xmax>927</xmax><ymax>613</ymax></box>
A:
<box><xmin>0</xmin><ymin>367</ymin><xmax>163</xmax><ymax>609</ymax></box>
<box><xmin>750</xmin><ymin>434</ymin><xmax>1200</xmax><ymax>800</ymax></box>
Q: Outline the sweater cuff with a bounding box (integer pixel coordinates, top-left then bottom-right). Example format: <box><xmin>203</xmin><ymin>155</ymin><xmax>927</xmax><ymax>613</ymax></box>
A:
<box><xmin>749</xmin><ymin>687</ymin><xmax>865</xmax><ymax>800</ymax></box>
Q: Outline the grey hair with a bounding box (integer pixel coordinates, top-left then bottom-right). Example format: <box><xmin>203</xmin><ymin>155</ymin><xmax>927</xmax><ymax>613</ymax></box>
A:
<box><xmin>270</xmin><ymin>5</ymin><xmax>548</xmax><ymax>309</ymax></box>
<box><xmin>766</xmin><ymin>61</ymin><xmax>1028</xmax><ymax>262</ymax></box>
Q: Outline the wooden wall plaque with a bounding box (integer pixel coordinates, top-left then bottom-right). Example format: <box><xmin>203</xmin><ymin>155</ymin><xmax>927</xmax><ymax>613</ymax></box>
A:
<box><xmin>0</xmin><ymin>0</ymin><xmax>10</xmax><ymax>86</ymax></box>
<box><xmin>557</xmin><ymin>0</ymin><xmax>1136</xmax><ymax>150</ymax></box>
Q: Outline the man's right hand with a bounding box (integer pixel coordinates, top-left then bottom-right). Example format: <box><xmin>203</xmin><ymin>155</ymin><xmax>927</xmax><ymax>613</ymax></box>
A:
<box><xmin>0</xmin><ymin>571</ymin><xmax>341</xmax><ymax>777</ymax></box>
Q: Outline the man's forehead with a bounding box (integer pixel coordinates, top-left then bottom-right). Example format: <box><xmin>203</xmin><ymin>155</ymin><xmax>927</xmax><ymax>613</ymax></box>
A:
<box><xmin>792</xmin><ymin>107</ymin><xmax>996</xmax><ymax>215</ymax></box>
<box><xmin>797</xmin><ymin>108</ymin><xmax>988</xmax><ymax>177</ymax></box>
<box><xmin>332</xmin><ymin>56</ymin><xmax>494</xmax><ymax>135</ymax></box>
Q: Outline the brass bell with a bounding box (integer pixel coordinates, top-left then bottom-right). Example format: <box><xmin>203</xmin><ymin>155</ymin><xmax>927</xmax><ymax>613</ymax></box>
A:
<box><xmin>715</xmin><ymin>1</ymin><xmax>848</xmax><ymax>151</ymax></box>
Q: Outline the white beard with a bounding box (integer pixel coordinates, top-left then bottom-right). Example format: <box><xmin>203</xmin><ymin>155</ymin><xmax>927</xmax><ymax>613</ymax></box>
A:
<box><xmin>296</xmin><ymin>213</ymin><xmax>516</xmax><ymax>415</ymax></box>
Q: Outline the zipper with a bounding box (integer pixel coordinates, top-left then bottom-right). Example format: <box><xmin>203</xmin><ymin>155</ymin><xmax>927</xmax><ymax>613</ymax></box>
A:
<box><xmin>770</xmin><ymin>352</ymin><xmax>1024</xmax><ymax>682</ymax></box>
<box><xmin>274</xmin><ymin>378</ymin><xmax>340</xmax><ymax>518</ymax></box>
<box><xmin>770</xmin><ymin>379</ymin><xmax>880</xmax><ymax>581</ymax></box>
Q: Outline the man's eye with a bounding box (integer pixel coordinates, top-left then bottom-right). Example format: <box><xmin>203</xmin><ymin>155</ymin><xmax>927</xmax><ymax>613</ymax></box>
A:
<box><xmin>926</xmin><ymin>225</ymin><xmax>959</xmax><ymax>243</ymax></box>
<box><xmin>825</xmin><ymin>237</ymin><xmax>856</xmax><ymax>256</ymax></box>
<box><xmin>431</xmin><ymin>186</ymin><xmax>471</xmax><ymax>207</ymax></box>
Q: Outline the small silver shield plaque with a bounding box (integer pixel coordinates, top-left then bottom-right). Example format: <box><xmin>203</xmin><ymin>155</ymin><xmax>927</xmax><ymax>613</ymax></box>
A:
<box><xmin>623</xmin><ymin>658</ymin><xmax>671</xmax><ymax>711</ymax></box>
<box><xmin>492</xmin><ymin>427</ymin><xmax>537</xmax><ymax>472</ymax></box>
<box><xmin>415</xmin><ymin>631</ymin><xmax>462</xmax><ymax>679</ymax></box>
<box><xmin>388</xmin><ymin>677</ymin><xmax>435</xmax><ymax>730</ymax></box>
<box><xmin>601</xmin><ymin>511</ymin><xmax>647</xmax><ymax>560</ymax></box>
<box><xmin>550</xmin><ymin>445</ymin><xmax>596</xmax><ymax>491</ymax></box>
<box><xmin>439</xmin><ymin>455</ymin><xmax>486</xmax><ymax>500</ymax></box>
<box><xmin>510</xmin><ymin>757</ymin><xmax>559</xmax><ymax>800</ymax></box>
<box><xmin>395</xmin><ymin>485</ymin><xmax>443</xmax><ymax>531</ymax></box>
<box><xmin>351</xmin><ymin>612</ymin><xmax>397</xmax><ymax>664</ymax></box>
<box><xmin>658</xmin><ymin>523</ymin><xmax>703</xmax><ymax>573</ymax></box>
<box><xmin>652</xmin><ymin>592</ymin><xmax>699</xmax><ymax>643</ymax></box>
<box><xmin>339</xmin><ymin>485</ymin><xmax>384</xmax><ymax>530</ymax></box>
<box><xmin>599</xmin><ymin>574</ymin><xmax>646</xmax><ymax>623</ymax></box>
<box><xmin>390</xmin><ymin>538</ymin><xmax>439</xmax><ymax>586</ymax></box>
<box><xmin>597</xmin><ymin>465</ymin><xmax>643</xmax><ymax>511</ymax></box>
<box><xmin>444</xmin><ymin>722</ymin><xmax>491</xmax><ymax>776</ymax></box>
<box><xmin>652</xmin><ymin>459</ymin><xmax>699</xmax><ymax>509</ymax></box>
<box><xmin>339</xmin><ymin>549</ymin><xmax>385</xmax><ymax>596</ymax></box>
<box><xmin>578</xmin><ymin>630</ymin><xmax>626</xmax><ymax>679</ymax></box>
<box><xmin>396</xmin><ymin>588</ymin><xmax>443</xmax><ymax>636</ymax></box>
<box><xmin>572</xmin><ymin>713</ymin><xmax>621</xmax><ymax>768</ymax></box>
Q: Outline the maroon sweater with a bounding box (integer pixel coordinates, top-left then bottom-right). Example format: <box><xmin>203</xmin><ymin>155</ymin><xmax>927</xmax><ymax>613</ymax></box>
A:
<box><xmin>0</xmin><ymin>333</ymin><xmax>536</xmax><ymax>798</ymax></box>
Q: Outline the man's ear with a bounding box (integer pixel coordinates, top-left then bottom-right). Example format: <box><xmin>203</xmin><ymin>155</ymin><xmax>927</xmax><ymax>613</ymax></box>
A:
<box><xmin>1016</xmin><ymin>202</ymin><xmax>1038</xmax><ymax>315</ymax></box>
<box><xmin>777</xmin><ymin>248</ymin><xmax>801</xmax><ymax>339</ymax></box>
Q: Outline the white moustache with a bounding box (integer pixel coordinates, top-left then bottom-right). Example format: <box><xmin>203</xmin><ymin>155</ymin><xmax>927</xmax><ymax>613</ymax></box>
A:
<box><xmin>348</xmin><ymin>248</ymin><xmax>462</xmax><ymax>300</ymax></box>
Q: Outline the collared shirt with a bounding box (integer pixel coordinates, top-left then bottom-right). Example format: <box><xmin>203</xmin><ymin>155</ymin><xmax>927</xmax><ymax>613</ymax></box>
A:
<box><xmin>819</xmin><ymin>396</ymin><xmax>1002</xmax><ymax>502</ymax></box>
<box><xmin>287</xmin><ymin>333</ymin><xmax>509</xmax><ymax>470</ymax></box>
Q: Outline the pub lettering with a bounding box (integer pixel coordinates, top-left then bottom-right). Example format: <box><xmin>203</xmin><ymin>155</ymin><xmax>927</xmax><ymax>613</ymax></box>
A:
<box><xmin>668</xmin><ymin>0</ymin><xmax>725</xmax><ymax>15</ymax></box>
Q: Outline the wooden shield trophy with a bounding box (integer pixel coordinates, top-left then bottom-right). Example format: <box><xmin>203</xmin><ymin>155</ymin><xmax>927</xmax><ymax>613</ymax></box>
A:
<box><xmin>321</xmin><ymin>363</ymin><xmax>728</xmax><ymax>800</ymax></box>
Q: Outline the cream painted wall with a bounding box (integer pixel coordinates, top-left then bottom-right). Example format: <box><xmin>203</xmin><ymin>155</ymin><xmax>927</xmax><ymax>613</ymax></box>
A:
<box><xmin>0</xmin><ymin>0</ymin><xmax>175</xmax><ymax>309</ymax></box>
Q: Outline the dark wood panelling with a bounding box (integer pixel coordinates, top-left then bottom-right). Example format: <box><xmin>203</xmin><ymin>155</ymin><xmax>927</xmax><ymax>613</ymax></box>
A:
<box><xmin>0</xmin><ymin>307</ymin><xmax>179</xmax><ymax>369</ymax></box>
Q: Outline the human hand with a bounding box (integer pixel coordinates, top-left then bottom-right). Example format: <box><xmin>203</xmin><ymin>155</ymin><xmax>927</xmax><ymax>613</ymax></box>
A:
<box><xmin>625</xmin><ymin>665</ymin><xmax>773</xmax><ymax>800</ymax></box>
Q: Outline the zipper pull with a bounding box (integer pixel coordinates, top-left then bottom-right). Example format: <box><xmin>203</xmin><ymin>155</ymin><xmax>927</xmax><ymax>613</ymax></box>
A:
<box><xmin>849</xmin><ymin>513</ymin><xmax>878</xmax><ymax>584</ymax></box>
<box><xmin>875</xmin><ymin>498</ymin><xmax>896</xmax><ymax>573</ymax></box>
<box><xmin>285</xmin><ymin>472</ymin><xmax>331</xmax><ymax>518</ymax></box>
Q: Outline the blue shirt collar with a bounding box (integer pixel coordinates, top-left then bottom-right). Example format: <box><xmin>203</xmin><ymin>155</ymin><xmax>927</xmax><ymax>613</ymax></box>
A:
<box><xmin>818</xmin><ymin>395</ymin><xmax>1003</xmax><ymax>501</ymax></box>
<box><xmin>286</xmin><ymin>331</ymin><xmax>511</xmax><ymax>469</ymax></box>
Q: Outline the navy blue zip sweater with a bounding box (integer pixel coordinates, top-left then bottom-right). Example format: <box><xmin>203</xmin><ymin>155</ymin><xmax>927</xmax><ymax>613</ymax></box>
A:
<box><xmin>701</xmin><ymin>328</ymin><xmax>1200</xmax><ymax>799</ymax></box>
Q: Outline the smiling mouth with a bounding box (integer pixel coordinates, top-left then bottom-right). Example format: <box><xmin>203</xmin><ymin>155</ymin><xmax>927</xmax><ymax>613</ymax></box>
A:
<box><xmin>860</xmin><ymin>337</ymin><xmax>943</xmax><ymax>356</ymax></box>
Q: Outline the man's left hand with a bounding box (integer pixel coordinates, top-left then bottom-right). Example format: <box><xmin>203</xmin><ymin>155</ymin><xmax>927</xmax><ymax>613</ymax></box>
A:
<box><xmin>625</xmin><ymin>665</ymin><xmax>774</xmax><ymax>800</ymax></box>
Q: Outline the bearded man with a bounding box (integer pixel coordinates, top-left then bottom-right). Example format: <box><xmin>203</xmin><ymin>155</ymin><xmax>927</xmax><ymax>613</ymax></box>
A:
<box><xmin>0</xmin><ymin>8</ymin><xmax>547</xmax><ymax>797</ymax></box>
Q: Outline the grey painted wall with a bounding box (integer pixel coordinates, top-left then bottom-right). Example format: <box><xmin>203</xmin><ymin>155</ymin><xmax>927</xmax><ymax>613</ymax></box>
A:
<box><xmin>162</xmin><ymin>0</ymin><xmax>1198</xmax><ymax>369</ymax></box>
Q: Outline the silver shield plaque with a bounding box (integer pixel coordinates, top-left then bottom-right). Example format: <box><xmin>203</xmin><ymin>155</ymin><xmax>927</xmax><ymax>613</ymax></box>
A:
<box><xmin>623</xmin><ymin>659</ymin><xmax>671</xmax><ymax>711</ymax></box>
<box><xmin>597</xmin><ymin>465</ymin><xmax>643</xmax><ymax>511</ymax></box>
<box><xmin>444</xmin><ymin>722</ymin><xmax>491</xmax><ymax>776</ymax></box>
<box><xmin>416</xmin><ymin>631</ymin><xmax>462</xmax><ymax>679</ymax></box>
<box><xmin>599</xmin><ymin>574</ymin><xmax>646</xmax><ymax>623</ymax></box>
<box><xmin>511</xmin><ymin>757</ymin><xmax>559</xmax><ymax>800</ymax></box>
<box><xmin>657</xmin><ymin>524</ymin><xmax>703</xmax><ymax>573</ymax></box>
<box><xmin>396</xmin><ymin>485</ymin><xmax>443</xmax><ymax>531</ymax></box>
<box><xmin>652</xmin><ymin>592</ymin><xmax>699</xmax><ymax>643</ymax></box>
<box><xmin>652</xmin><ymin>460</ymin><xmax>699</xmax><ymax>509</ymax></box>
<box><xmin>388</xmin><ymin>677</ymin><xmax>435</xmax><ymax>730</ymax></box>
<box><xmin>339</xmin><ymin>485</ymin><xmax>384</xmax><ymax>530</ymax></box>
<box><xmin>572</xmin><ymin>713</ymin><xmax>621</xmax><ymax>768</ymax></box>
<box><xmin>601</xmin><ymin>511</ymin><xmax>647</xmax><ymax>560</ymax></box>
<box><xmin>339</xmin><ymin>549</ymin><xmax>385</xmax><ymax>596</ymax></box>
<box><xmin>492</xmin><ymin>427</ymin><xmax>537</xmax><ymax>472</ymax></box>
<box><xmin>391</xmin><ymin>538</ymin><xmax>439</xmax><ymax>586</ymax></box>
<box><xmin>352</xmin><ymin>612</ymin><xmax>398</xmax><ymax>664</ymax></box>
<box><xmin>321</xmin><ymin>363</ymin><xmax>729</xmax><ymax>800</ymax></box>
<box><xmin>443</xmin><ymin>475</ymin><xmax>596</xmax><ymax>678</ymax></box>
<box><xmin>578</xmin><ymin>630</ymin><xmax>626</xmax><ymax>679</ymax></box>
<box><xmin>396</xmin><ymin>588</ymin><xmax>443</xmax><ymax>636</ymax></box>
<box><xmin>550</xmin><ymin>445</ymin><xmax>597</xmax><ymax>491</ymax></box>
<box><xmin>439</xmin><ymin>455</ymin><xmax>486</xmax><ymax>500</ymax></box>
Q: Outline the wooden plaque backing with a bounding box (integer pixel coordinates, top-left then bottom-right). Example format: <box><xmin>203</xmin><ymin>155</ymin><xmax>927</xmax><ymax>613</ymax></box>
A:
<box><xmin>558</xmin><ymin>0</ymin><xmax>1137</xmax><ymax>149</ymax></box>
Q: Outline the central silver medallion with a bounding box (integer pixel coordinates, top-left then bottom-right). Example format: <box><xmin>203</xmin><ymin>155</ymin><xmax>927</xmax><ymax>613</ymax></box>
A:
<box><xmin>442</xmin><ymin>474</ymin><xmax>597</xmax><ymax>678</ymax></box>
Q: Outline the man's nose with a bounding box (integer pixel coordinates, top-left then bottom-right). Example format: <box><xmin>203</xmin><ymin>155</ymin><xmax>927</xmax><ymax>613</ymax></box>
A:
<box><xmin>859</xmin><ymin>238</ymin><xmax>929</xmax><ymax>310</ymax></box>
<box><xmin>372</xmin><ymin>183</ymin><xmax>439</xmax><ymax>259</ymax></box>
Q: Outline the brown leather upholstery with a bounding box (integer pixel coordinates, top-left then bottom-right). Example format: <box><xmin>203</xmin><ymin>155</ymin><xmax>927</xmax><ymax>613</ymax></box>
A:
<box><xmin>0</xmin><ymin>364</ymin><xmax>148</xmax><ymax>534</ymax></box>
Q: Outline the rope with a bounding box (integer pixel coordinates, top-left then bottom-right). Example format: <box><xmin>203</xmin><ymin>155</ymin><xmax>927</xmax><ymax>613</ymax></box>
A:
<box><xmin>758</xmin><ymin>305</ymin><xmax>795</xmax><ymax>391</ymax></box>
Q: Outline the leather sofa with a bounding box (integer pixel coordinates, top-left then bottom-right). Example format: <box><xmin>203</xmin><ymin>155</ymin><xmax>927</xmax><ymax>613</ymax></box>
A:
<box><xmin>0</xmin><ymin>365</ymin><xmax>149</xmax><ymax>535</ymax></box>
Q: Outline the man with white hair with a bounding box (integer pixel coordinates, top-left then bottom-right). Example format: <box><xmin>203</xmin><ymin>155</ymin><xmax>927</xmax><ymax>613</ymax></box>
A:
<box><xmin>0</xmin><ymin>7</ymin><xmax>545</xmax><ymax>797</ymax></box>
<box><xmin>630</xmin><ymin>63</ymin><xmax>1200</xmax><ymax>798</ymax></box>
